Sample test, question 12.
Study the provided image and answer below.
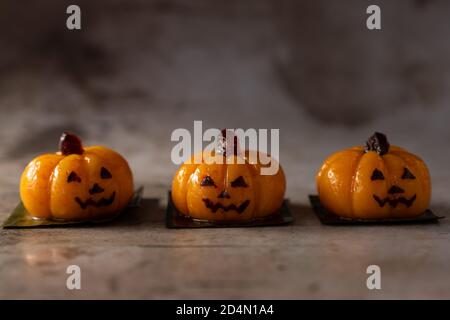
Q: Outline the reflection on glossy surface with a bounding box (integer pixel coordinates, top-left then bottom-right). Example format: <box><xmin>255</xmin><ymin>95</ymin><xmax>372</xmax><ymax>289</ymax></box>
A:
<box><xmin>23</xmin><ymin>246</ymin><xmax>81</xmax><ymax>267</ymax></box>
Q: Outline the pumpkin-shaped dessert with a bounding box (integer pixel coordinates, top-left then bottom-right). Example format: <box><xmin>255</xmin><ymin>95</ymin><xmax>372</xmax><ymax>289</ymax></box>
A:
<box><xmin>317</xmin><ymin>132</ymin><xmax>431</xmax><ymax>219</ymax></box>
<box><xmin>172</xmin><ymin>130</ymin><xmax>286</xmax><ymax>221</ymax></box>
<box><xmin>20</xmin><ymin>132</ymin><xmax>134</xmax><ymax>221</ymax></box>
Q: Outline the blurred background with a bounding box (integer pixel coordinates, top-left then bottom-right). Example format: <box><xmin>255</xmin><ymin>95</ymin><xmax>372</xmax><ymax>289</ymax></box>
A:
<box><xmin>0</xmin><ymin>0</ymin><xmax>449</xmax><ymax>204</ymax></box>
<box><xmin>0</xmin><ymin>0</ymin><xmax>450</xmax><ymax>300</ymax></box>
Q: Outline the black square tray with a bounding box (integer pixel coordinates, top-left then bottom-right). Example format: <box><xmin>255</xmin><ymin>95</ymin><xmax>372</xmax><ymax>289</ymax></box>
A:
<box><xmin>309</xmin><ymin>195</ymin><xmax>443</xmax><ymax>225</ymax></box>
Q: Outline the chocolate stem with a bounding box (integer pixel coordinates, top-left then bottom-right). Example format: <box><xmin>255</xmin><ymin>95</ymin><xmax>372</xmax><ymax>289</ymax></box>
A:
<box><xmin>59</xmin><ymin>132</ymin><xmax>83</xmax><ymax>155</ymax></box>
<box><xmin>365</xmin><ymin>132</ymin><xmax>390</xmax><ymax>155</ymax></box>
<box><xmin>217</xmin><ymin>129</ymin><xmax>239</xmax><ymax>157</ymax></box>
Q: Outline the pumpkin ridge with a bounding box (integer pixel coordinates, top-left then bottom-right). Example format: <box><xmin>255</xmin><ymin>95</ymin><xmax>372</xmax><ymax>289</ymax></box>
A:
<box><xmin>245</xmin><ymin>155</ymin><xmax>264</xmax><ymax>216</ymax></box>
<box><xmin>349</xmin><ymin>150</ymin><xmax>365</xmax><ymax>219</ymax></box>
<box><xmin>47</xmin><ymin>154</ymin><xmax>71</xmax><ymax>215</ymax></box>
<box><xmin>49</xmin><ymin>154</ymin><xmax>87</xmax><ymax>218</ymax></box>
<box><xmin>51</xmin><ymin>156</ymin><xmax>66</xmax><ymax>216</ymax></box>
<box><xmin>323</xmin><ymin>148</ymin><xmax>363</xmax><ymax>218</ymax></box>
<box><xmin>184</xmin><ymin>164</ymin><xmax>201</xmax><ymax>215</ymax></box>
<box><xmin>21</xmin><ymin>153</ymin><xmax>64</xmax><ymax>218</ymax></box>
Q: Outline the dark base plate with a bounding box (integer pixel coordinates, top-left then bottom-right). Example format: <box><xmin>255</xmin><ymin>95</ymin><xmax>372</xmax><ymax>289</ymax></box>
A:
<box><xmin>166</xmin><ymin>191</ymin><xmax>294</xmax><ymax>228</ymax></box>
<box><xmin>309</xmin><ymin>195</ymin><xmax>444</xmax><ymax>225</ymax></box>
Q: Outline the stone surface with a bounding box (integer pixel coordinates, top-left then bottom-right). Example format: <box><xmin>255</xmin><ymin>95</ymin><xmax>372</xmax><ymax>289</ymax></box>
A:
<box><xmin>1</xmin><ymin>0</ymin><xmax>450</xmax><ymax>299</ymax></box>
<box><xmin>1</xmin><ymin>193</ymin><xmax>449</xmax><ymax>299</ymax></box>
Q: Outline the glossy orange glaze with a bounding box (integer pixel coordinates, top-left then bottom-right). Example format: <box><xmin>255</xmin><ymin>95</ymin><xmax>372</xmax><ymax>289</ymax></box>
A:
<box><xmin>172</xmin><ymin>151</ymin><xmax>286</xmax><ymax>221</ymax></box>
<box><xmin>317</xmin><ymin>146</ymin><xmax>431</xmax><ymax>219</ymax></box>
<box><xmin>20</xmin><ymin>146</ymin><xmax>134</xmax><ymax>221</ymax></box>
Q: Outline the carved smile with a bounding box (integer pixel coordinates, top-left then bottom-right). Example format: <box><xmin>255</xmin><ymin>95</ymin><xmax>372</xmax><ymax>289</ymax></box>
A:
<box><xmin>75</xmin><ymin>191</ymin><xmax>116</xmax><ymax>209</ymax></box>
<box><xmin>202</xmin><ymin>198</ymin><xmax>250</xmax><ymax>214</ymax></box>
<box><xmin>373</xmin><ymin>194</ymin><xmax>416</xmax><ymax>208</ymax></box>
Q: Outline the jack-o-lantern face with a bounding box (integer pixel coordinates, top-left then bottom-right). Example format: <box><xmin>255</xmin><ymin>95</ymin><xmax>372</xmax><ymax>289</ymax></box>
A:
<box><xmin>67</xmin><ymin>166</ymin><xmax>116</xmax><ymax>210</ymax></box>
<box><xmin>185</xmin><ymin>158</ymin><xmax>257</xmax><ymax>221</ymax></box>
<box><xmin>370</xmin><ymin>167</ymin><xmax>417</xmax><ymax>208</ymax></box>
<box><xmin>200</xmin><ymin>174</ymin><xmax>251</xmax><ymax>214</ymax></box>
<box><xmin>317</xmin><ymin>132</ymin><xmax>431</xmax><ymax>219</ymax></box>
<box><xmin>20</xmin><ymin>132</ymin><xmax>134</xmax><ymax>221</ymax></box>
<box><xmin>172</xmin><ymin>130</ymin><xmax>286</xmax><ymax>222</ymax></box>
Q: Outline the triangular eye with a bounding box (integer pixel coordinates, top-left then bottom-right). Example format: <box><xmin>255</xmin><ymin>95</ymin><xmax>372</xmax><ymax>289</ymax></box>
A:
<box><xmin>67</xmin><ymin>171</ymin><xmax>82</xmax><ymax>183</ymax></box>
<box><xmin>231</xmin><ymin>176</ymin><xmax>248</xmax><ymax>188</ymax></box>
<box><xmin>371</xmin><ymin>169</ymin><xmax>384</xmax><ymax>181</ymax></box>
<box><xmin>201</xmin><ymin>176</ymin><xmax>216</xmax><ymax>187</ymax></box>
<box><xmin>402</xmin><ymin>168</ymin><xmax>416</xmax><ymax>179</ymax></box>
<box><xmin>100</xmin><ymin>167</ymin><xmax>112</xmax><ymax>179</ymax></box>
